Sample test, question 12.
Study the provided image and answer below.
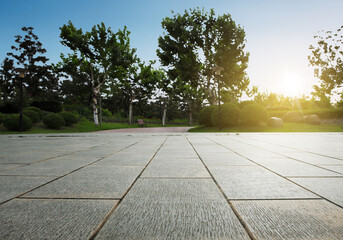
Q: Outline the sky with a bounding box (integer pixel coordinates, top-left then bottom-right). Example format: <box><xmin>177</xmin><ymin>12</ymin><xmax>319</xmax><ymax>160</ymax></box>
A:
<box><xmin>1</xmin><ymin>0</ymin><xmax>342</xmax><ymax>98</ymax></box>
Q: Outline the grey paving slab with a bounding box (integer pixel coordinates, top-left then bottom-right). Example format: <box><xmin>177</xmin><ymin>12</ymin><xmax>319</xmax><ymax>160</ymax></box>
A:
<box><xmin>24</xmin><ymin>165</ymin><xmax>143</xmax><ymax>199</ymax></box>
<box><xmin>199</xmin><ymin>152</ymin><xmax>255</xmax><ymax>166</ymax></box>
<box><xmin>154</xmin><ymin>150</ymin><xmax>199</xmax><ymax>159</ymax></box>
<box><xmin>208</xmin><ymin>166</ymin><xmax>318</xmax><ymax>199</ymax></box>
<box><xmin>96</xmin><ymin>179</ymin><xmax>250</xmax><ymax>239</ymax></box>
<box><xmin>142</xmin><ymin>158</ymin><xmax>210</xmax><ymax>178</ymax></box>
<box><xmin>94</xmin><ymin>152</ymin><xmax>155</xmax><ymax>166</ymax></box>
<box><xmin>0</xmin><ymin>152</ymin><xmax>60</xmax><ymax>164</ymax></box>
<box><xmin>1</xmin><ymin>155</ymin><xmax>100</xmax><ymax>176</ymax></box>
<box><xmin>283</xmin><ymin>152</ymin><xmax>343</xmax><ymax>165</ymax></box>
<box><xmin>0</xmin><ymin>163</ymin><xmax>24</xmax><ymax>172</ymax></box>
<box><xmin>291</xmin><ymin>178</ymin><xmax>343</xmax><ymax>207</ymax></box>
<box><xmin>0</xmin><ymin>176</ymin><xmax>56</xmax><ymax>203</ymax></box>
<box><xmin>322</xmin><ymin>165</ymin><xmax>343</xmax><ymax>174</ymax></box>
<box><xmin>0</xmin><ymin>198</ymin><xmax>116</xmax><ymax>240</ymax></box>
<box><xmin>232</xmin><ymin>200</ymin><xmax>343</xmax><ymax>240</ymax></box>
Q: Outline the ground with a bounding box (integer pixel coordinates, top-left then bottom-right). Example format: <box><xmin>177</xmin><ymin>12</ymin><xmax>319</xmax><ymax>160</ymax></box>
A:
<box><xmin>0</xmin><ymin>131</ymin><xmax>342</xmax><ymax>239</ymax></box>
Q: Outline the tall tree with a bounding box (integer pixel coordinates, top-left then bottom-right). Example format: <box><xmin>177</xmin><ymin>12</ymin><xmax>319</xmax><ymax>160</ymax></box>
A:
<box><xmin>309</xmin><ymin>26</ymin><xmax>343</xmax><ymax>99</ymax></box>
<box><xmin>60</xmin><ymin>22</ymin><xmax>135</xmax><ymax>125</ymax></box>
<box><xmin>157</xmin><ymin>8</ymin><xmax>249</xmax><ymax>113</ymax></box>
<box><xmin>0</xmin><ymin>58</ymin><xmax>15</xmax><ymax>102</ymax></box>
<box><xmin>6</xmin><ymin>27</ymin><xmax>59</xmax><ymax>102</ymax></box>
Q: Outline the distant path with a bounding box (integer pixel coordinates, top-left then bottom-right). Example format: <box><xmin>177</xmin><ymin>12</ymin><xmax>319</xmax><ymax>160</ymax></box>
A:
<box><xmin>97</xmin><ymin>127</ymin><xmax>193</xmax><ymax>133</ymax></box>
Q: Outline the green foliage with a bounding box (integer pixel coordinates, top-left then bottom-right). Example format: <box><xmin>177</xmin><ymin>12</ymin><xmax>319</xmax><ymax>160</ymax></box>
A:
<box><xmin>24</xmin><ymin>106</ymin><xmax>43</xmax><ymax>119</ymax></box>
<box><xmin>238</xmin><ymin>100</ymin><xmax>256</xmax><ymax>109</ymax></box>
<box><xmin>58</xmin><ymin>112</ymin><xmax>77</xmax><ymax>126</ymax></box>
<box><xmin>0</xmin><ymin>102</ymin><xmax>19</xmax><ymax>113</ymax></box>
<box><xmin>198</xmin><ymin>105</ymin><xmax>216</xmax><ymax>126</ymax></box>
<box><xmin>240</xmin><ymin>104</ymin><xmax>268</xmax><ymax>126</ymax></box>
<box><xmin>101</xmin><ymin>108</ymin><xmax>112</xmax><ymax>117</ymax></box>
<box><xmin>3</xmin><ymin>114</ymin><xmax>32</xmax><ymax>131</ymax></box>
<box><xmin>0</xmin><ymin>113</ymin><xmax>4</xmax><ymax>124</ymax></box>
<box><xmin>268</xmin><ymin>108</ymin><xmax>343</xmax><ymax>119</ymax></box>
<box><xmin>23</xmin><ymin>110</ymin><xmax>40</xmax><ymax>124</ymax></box>
<box><xmin>43</xmin><ymin>113</ymin><xmax>65</xmax><ymax>129</ymax></box>
<box><xmin>32</xmin><ymin>100</ymin><xmax>62</xmax><ymax>113</ymax></box>
<box><xmin>211</xmin><ymin>103</ymin><xmax>240</xmax><ymax>127</ymax></box>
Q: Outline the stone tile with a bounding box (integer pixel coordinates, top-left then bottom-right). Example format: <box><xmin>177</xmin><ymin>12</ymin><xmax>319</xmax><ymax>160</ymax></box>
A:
<box><xmin>96</xmin><ymin>179</ymin><xmax>249</xmax><ymax>239</ymax></box>
<box><xmin>199</xmin><ymin>152</ymin><xmax>254</xmax><ymax>166</ymax></box>
<box><xmin>0</xmin><ymin>176</ymin><xmax>56</xmax><ymax>203</ymax></box>
<box><xmin>208</xmin><ymin>166</ymin><xmax>317</xmax><ymax>199</ymax></box>
<box><xmin>24</xmin><ymin>165</ymin><xmax>143</xmax><ymax>199</ymax></box>
<box><xmin>142</xmin><ymin>158</ymin><xmax>210</xmax><ymax>178</ymax></box>
<box><xmin>0</xmin><ymin>163</ymin><xmax>24</xmax><ymax>172</ymax></box>
<box><xmin>1</xmin><ymin>155</ymin><xmax>100</xmax><ymax>176</ymax></box>
<box><xmin>284</xmin><ymin>152</ymin><xmax>343</xmax><ymax>165</ymax></box>
<box><xmin>232</xmin><ymin>200</ymin><xmax>343</xmax><ymax>240</ymax></box>
<box><xmin>154</xmin><ymin>151</ymin><xmax>199</xmax><ymax>159</ymax></box>
<box><xmin>0</xmin><ymin>199</ymin><xmax>116</xmax><ymax>240</ymax></box>
<box><xmin>94</xmin><ymin>152</ymin><xmax>155</xmax><ymax>166</ymax></box>
<box><xmin>322</xmin><ymin>165</ymin><xmax>343</xmax><ymax>174</ymax></box>
<box><xmin>0</xmin><ymin>152</ymin><xmax>59</xmax><ymax>164</ymax></box>
<box><xmin>291</xmin><ymin>178</ymin><xmax>343</xmax><ymax>207</ymax></box>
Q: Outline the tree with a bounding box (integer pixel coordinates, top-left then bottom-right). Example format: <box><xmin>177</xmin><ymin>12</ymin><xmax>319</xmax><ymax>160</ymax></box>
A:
<box><xmin>309</xmin><ymin>26</ymin><xmax>343</xmax><ymax>99</ymax></box>
<box><xmin>60</xmin><ymin>21</ymin><xmax>135</xmax><ymax>125</ymax></box>
<box><xmin>0</xmin><ymin>58</ymin><xmax>15</xmax><ymax>103</ymax></box>
<box><xmin>5</xmin><ymin>27</ymin><xmax>59</xmax><ymax>102</ymax></box>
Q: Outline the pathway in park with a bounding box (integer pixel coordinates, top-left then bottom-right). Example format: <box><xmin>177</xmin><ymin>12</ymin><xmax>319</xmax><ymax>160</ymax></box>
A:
<box><xmin>0</xmin><ymin>132</ymin><xmax>342</xmax><ymax>239</ymax></box>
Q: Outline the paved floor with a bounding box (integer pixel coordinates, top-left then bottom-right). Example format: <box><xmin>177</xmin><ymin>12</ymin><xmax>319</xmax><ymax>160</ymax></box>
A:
<box><xmin>0</xmin><ymin>132</ymin><xmax>342</xmax><ymax>239</ymax></box>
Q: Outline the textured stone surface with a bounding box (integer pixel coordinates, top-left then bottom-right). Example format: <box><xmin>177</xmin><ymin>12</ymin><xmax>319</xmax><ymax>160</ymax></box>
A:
<box><xmin>283</xmin><ymin>152</ymin><xmax>343</xmax><ymax>165</ymax></box>
<box><xmin>24</xmin><ymin>165</ymin><xmax>143</xmax><ymax>199</ymax></box>
<box><xmin>233</xmin><ymin>200</ymin><xmax>343</xmax><ymax>240</ymax></box>
<box><xmin>198</xmin><ymin>152</ymin><xmax>255</xmax><ymax>166</ymax></box>
<box><xmin>208</xmin><ymin>166</ymin><xmax>317</xmax><ymax>199</ymax></box>
<box><xmin>291</xmin><ymin>178</ymin><xmax>343</xmax><ymax>207</ymax></box>
<box><xmin>142</xmin><ymin>158</ymin><xmax>210</xmax><ymax>178</ymax></box>
<box><xmin>0</xmin><ymin>163</ymin><xmax>24</xmax><ymax>172</ymax></box>
<box><xmin>0</xmin><ymin>199</ymin><xmax>116</xmax><ymax>240</ymax></box>
<box><xmin>95</xmin><ymin>152</ymin><xmax>155</xmax><ymax>166</ymax></box>
<box><xmin>1</xmin><ymin>155</ymin><xmax>100</xmax><ymax>176</ymax></box>
<box><xmin>96</xmin><ymin>179</ymin><xmax>249</xmax><ymax>239</ymax></box>
<box><xmin>322</xmin><ymin>165</ymin><xmax>343</xmax><ymax>174</ymax></box>
<box><xmin>0</xmin><ymin>176</ymin><xmax>55</xmax><ymax>203</ymax></box>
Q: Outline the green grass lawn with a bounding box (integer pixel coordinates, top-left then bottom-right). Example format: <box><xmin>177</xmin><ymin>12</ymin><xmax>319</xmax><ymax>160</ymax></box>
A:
<box><xmin>0</xmin><ymin>119</ymin><xmax>190</xmax><ymax>134</ymax></box>
<box><xmin>189</xmin><ymin>122</ymin><xmax>343</xmax><ymax>132</ymax></box>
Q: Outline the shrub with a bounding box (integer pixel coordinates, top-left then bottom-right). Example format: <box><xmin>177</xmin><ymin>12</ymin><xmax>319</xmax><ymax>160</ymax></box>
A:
<box><xmin>43</xmin><ymin>113</ymin><xmax>65</xmax><ymax>129</ymax></box>
<box><xmin>198</xmin><ymin>105</ymin><xmax>216</xmax><ymax>126</ymax></box>
<box><xmin>24</xmin><ymin>106</ymin><xmax>43</xmax><ymax>119</ymax></box>
<box><xmin>32</xmin><ymin>100</ymin><xmax>62</xmax><ymax>113</ymax></box>
<box><xmin>238</xmin><ymin>100</ymin><xmax>256</xmax><ymax>109</ymax></box>
<box><xmin>240</xmin><ymin>104</ymin><xmax>268</xmax><ymax>126</ymax></box>
<box><xmin>23</xmin><ymin>110</ymin><xmax>40</xmax><ymax>124</ymax></box>
<box><xmin>0</xmin><ymin>113</ymin><xmax>4</xmax><ymax>124</ymax></box>
<box><xmin>3</xmin><ymin>114</ymin><xmax>32</xmax><ymax>131</ymax></box>
<box><xmin>58</xmin><ymin>112</ymin><xmax>77</xmax><ymax>126</ymax></box>
<box><xmin>211</xmin><ymin>103</ymin><xmax>240</xmax><ymax>127</ymax></box>
<box><xmin>0</xmin><ymin>102</ymin><xmax>19</xmax><ymax>114</ymax></box>
<box><xmin>101</xmin><ymin>108</ymin><xmax>112</xmax><ymax>117</ymax></box>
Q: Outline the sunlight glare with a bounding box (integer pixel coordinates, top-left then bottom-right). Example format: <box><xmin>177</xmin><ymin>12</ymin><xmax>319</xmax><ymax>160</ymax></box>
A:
<box><xmin>281</xmin><ymin>72</ymin><xmax>303</xmax><ymax>97</ymax></box>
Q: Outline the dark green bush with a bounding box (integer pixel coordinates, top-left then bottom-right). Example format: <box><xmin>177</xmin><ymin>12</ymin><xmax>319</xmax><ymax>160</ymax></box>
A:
<box><xmin>43</xmin><ymin>113</ymin><xmax>65</xmax><ymax>129</ymax></box>
<box><xmin>24</xmin><ymin>106</ymin><xmax>43</xmax><ymax>119</ymax></box>
<box><xmin>198</xmin><ymin>105</ymin><xmax>216</xmax><ymax>126</ymax></box>
<box><xmin>3</xmin><ymin>114</ymin><xmax>32</xmax><ymax>131</ymax></box>
<box><xmin>0</xmin><ymin>102</ymin><xmax>19</xmax><ymax>113</ymax></box>
<box><xmin>238</xmin><ymin>100</ymin><xmax>256</xmax><ymax>109</ymax></box>
<box><xmin>101</xmin><ymin>108</ymin><xmax>112</xmax><ymax>117</ymax></box>
<box><xmin>32</xmin><ymin>100</ymin><xmax>62</xmax><ymax>113</ymax></box>
<box><xmin>240</xmin><ymin>104</ymin><xmax>268</xmax><ymax>126</ymax></box>
<box><xmin>23</xmin><ymin>110</ymin><xmax>40</xmax><ymax>124</ymax></box>
<box><xmin>0</xmin><ymin>113</ymin><xmax>4</xmax><ymax>124</ymax></box>
<box><xmin>211</xmin><ymin>103</ymin><xmax>240</xmax><ymax>127</ymax></box>
<box><xmin>59</xmin><ymin>112</ymin><xmax>77</xmax><ymax>126</ymax></box>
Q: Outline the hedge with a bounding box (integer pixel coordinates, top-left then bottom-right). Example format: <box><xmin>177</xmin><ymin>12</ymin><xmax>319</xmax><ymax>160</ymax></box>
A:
<box><xmin>211</xmin><ymin>103</ymin><xmax>240</xmax><ymax>127</ymax></box>
<box><xmin>3</xmin><ymin>114</ymin><xmax>32</xmax><ymax>131</ymax></box>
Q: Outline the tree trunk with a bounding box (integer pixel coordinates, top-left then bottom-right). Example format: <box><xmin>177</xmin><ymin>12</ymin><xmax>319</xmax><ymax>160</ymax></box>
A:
<box><xmin>162</xmin><ymin>107</ymin><xmax>167</xmax><ymax>126</ymax></box>
<box><xmin>188</xmin><ymin>101</ymin><xmax>193</xmax><ymax>126</ymax></box>
<box><xmin>92</xmin><ymin>96</ymin><xmax>99</xmax><ymax>125</ymax></box>
<box><xmin>128</xmin><ymin>102</ymin><xmax>133</xmax><ymax>125</ymax></box>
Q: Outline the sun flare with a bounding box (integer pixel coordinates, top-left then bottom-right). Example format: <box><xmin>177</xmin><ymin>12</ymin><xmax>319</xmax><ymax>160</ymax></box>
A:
<box><xmin>281</xmin><ymin>72</ymin><xmax>303</xmax><ymax>97</ymax></box>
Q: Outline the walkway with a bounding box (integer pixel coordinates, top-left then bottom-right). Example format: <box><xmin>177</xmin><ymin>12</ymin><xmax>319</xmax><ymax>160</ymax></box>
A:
<box><xmin>0</xmin><ymin>132</ymin><xmax>342</xmax><ymax>239</ymax></box>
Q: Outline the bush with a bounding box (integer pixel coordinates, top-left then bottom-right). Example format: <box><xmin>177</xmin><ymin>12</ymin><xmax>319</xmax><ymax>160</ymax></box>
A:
<box><xmin>238</xmin><ymin>100</ymin><xmax>256</xmax><ymax>109</ymax></box>
<box><xmin>23</xmin><ymin>110</ymin><xmax>40</xmax><ymax>124</ymax></box>
<box><xmin>0</xmin><ymin>102</ymin><xmax>19</xmax><ymax>114</ymax></box>
<box><xmin>43</xmin><ymin>113</ymin><xmax>65</xmax><ymax>129</ymax></box>
<box><xmin>198</xmin><ymin>105</ymin><xmax>216</xmax><ymax>126</ymax></box>
<box><xmin>24</xmin><ymin>106</ymin><xmax>43</xmax><ymax>119</ymax></box>
<box><xmin>32</xmin><ymin>100</ymin><xmax>62</xmax><ymax>113</ymax></box>
<box><xmin>240</xmin><ymin>104</ymin><xmax>268</xmax><ymax>126</ymax></box>
<box><xmin>211</xmin><ymin>103</ymin><xmax>240</xmax><ymax>127</ymax></box>
<box><xmin>101</xmin><ymin>108</ymin><xmax>112</xmax><ymax>117</ymax></box>
<box><xmin>0</xmin><ymin>113</ymin><xmax>4</xmax><ymax>124</ymax></box>
<box><xmin>3</xmin><ymin>114</ymin><xmax>32</xmax><ymax>131</ymax></box>
<box><xmin>58</xmin><ymin>112</ymin><xmax>77</xmax><ymax>126</ymax></box>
